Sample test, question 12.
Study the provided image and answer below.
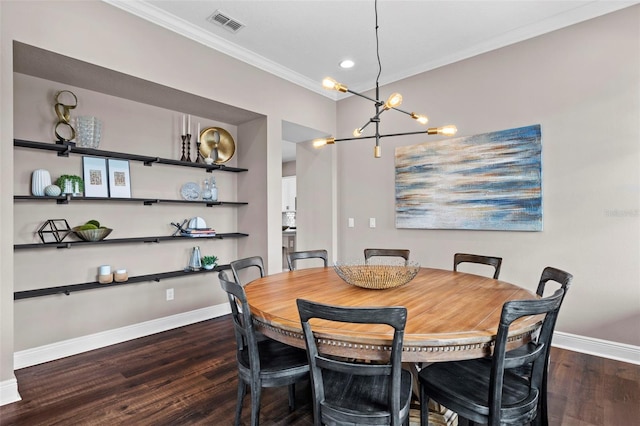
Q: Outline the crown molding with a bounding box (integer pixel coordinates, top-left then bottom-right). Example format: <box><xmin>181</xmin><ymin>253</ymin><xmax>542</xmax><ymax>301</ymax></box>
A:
<box><xmin>101</xmin><ymin>0</ymin><xmax>337</xmax><ymax>100</ymax></box>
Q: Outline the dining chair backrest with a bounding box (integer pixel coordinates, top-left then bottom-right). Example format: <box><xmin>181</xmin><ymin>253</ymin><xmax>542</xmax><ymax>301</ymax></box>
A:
<box><xmin>219</xmin><ymin>271</ymin><xmax>309</xmax><ymax>426</ymax></box>
<box><xmin>230</xmin><ymin>256</ymin><xmax>265</xmax><ymax>286</ymax></box>
<box><xmin>297</xmin><ymin>299</ymin><xmax>411</xmax><ymax>426</ymax></box>
<box><xmin>536</xmin><ymin>266</ymin><xmax>573</xmax><ymax>300</ymax></box>
<box><xmin>219</xmin><ymin>270</ymin><xmax>259</xmax><ymax>358</ymax></box>
<box><xmin>364</xmin><ymin>248</ymin><xmax>410</xmax><ymax>265</ymax></box>
<box><xmin>286</xmin><ymin>249</ymin><xmax>328</xmax><ymax>271</ymax></box>
<box><xmin>453</xmin><ymin>252</ymin><xmax>503</xmax><ymax>279</ymax></box>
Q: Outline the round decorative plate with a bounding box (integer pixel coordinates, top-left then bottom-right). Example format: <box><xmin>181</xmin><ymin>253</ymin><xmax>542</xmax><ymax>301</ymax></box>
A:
<box><xmin>181</xmin><ymin>182</ymin><xmax>201</xmax><ymax>201</ymax></box>
<box><xmin>199</xmin><ymin>127</ymin><xmax>235</xmax><ymax>164</ymax></box>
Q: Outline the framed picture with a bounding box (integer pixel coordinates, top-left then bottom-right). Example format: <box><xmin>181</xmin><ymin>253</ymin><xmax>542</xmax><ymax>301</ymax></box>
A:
<box><xmin>107</xmin><ymin>159</ymin><xmax>131</xmax><ymax>198</ymax></box>
<box><xmin>395</xmin><ymin>124</ymin><xmax>542</xmax><ymax>231</ymax></box>
<box><xmin>82</xmin><ymin>156</ymin><xmax>108</xmax><ymax>197</ymax></box>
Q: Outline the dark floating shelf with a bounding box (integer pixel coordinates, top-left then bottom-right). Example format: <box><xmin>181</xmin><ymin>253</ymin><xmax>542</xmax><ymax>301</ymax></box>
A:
<box><xmin>14</xmin><ymin>265</ymin><xmax>231</xmax><ymax>300</ymax></box>
<box><xmin>14</xmin><ymin>233</ymin><xmax>249</xmax><ymax>250</ymax></box>
<box><xmin>14</xmin><ymin>139</ymin><xmax>247</xmax><ymax>173</ymax></box>
<box><xmin>14</xmin><ymin>194</ymin><xmax>248</xmax><ymax>206</ymax></box>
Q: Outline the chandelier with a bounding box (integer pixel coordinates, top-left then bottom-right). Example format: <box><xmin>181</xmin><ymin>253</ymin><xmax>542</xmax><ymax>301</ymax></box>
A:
<box><xmin>313</xmin><ymin>0</ymin><xmax>457</xmax><ymax>158</ymax></box>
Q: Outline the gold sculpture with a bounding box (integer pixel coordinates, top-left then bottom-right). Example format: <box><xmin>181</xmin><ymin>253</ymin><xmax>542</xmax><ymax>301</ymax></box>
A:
<box><xmin>54</xmin><ymin>90</ymin><xmax>77</xmax><ymax>142</ymax></box>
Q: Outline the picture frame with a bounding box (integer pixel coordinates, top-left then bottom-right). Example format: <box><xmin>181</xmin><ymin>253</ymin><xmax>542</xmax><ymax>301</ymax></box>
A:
<box><xmin>107</xmin><ymin>159</ymin><xmax>131</xmax><ymax>198</ymax></box>
<box><xmin>395</xmin><ymin>124</ymin><xmax>542</xmax><ymax>231</ymax></box>
<box><xmin>82</xmin><ymin>156</ymin><xmax>109</xmax><ymax>197</ymax></box>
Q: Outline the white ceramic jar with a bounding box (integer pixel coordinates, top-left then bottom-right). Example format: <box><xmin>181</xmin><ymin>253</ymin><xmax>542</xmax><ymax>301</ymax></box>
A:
<box><xmin>31</xmin><ymin>169</ymin><xmax>52</xmax><ymax>196</ymax></box>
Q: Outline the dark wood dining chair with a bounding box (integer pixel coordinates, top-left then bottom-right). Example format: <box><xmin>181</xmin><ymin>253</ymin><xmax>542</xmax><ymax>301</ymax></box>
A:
<box><xmin>364</xmin><ymin>248</ymin><xmax>410</xmax><ymax>265</ymax></box>
<box><xmin>219</xmin><ymin>271</ymin><xmax>309</xmax><ymax>426</ymax></box>
<box><xmin>230</xmin><ymin>256</ymin><xmax>265</xmax><ymax>286</ymax></box>
<box><xmin>418</xmin><ymin>288</ymin><xmax>565</xmax><ymax>426</ymax></box>
<box><xmin>286</xmin><ymin>249</ymin><xmax>328</xmax><ymax>271</ymax></box>
<box><xmin>453</xmin><ymin>253</ymin><xmax>502</xmax><ymax>279</ymax></box>
<box><xmin>297</xmin><ymin>299</ymin><xmax>412</xmax><ymax>426</ymax></box>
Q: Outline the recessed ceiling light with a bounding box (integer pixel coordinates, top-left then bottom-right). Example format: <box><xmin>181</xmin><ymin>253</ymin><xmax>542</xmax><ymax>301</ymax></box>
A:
<box><xmin>339</xmin><ymin>59</ymin><xmax>355</xmax><ymax>69</ymax></box>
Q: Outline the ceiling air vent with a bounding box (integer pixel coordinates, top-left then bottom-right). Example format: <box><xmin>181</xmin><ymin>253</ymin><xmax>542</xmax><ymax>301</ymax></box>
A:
<box><xmin>207</xmin><ymin>10</ymin><xmax>245</xmax><ymax>33</ymax></box>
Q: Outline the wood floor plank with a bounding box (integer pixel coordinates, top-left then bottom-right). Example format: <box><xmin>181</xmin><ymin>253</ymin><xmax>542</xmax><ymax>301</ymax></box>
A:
<box><xmin>0</xmin><ymin>317</ymin><xmax>637</xmax><ymax>426</ymax></box>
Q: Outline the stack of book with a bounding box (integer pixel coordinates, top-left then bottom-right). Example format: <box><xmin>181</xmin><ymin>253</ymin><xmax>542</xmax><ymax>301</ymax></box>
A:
<box><xmin>181</xmin><ymin>228</ymin><xmax>216</xmax><ymax>238</ymax></box>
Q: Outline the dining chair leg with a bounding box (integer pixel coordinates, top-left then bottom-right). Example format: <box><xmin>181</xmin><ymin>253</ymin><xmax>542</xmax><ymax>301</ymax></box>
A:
<box><xmin>287</xmin><ymin>383</ymin><xmax>296</xmax><ymax>411</ymax></box>
<box><xmin>251</xmin><ymin>384</ymin><xmax>262</xmax><ymax>426</ymax></box>
<box><xmin>420</xmin><ymin>383</ymin><xmax>429</xmax><ymax>426</ymax></box>
<box><xmin>234</xmin><ymin>381</ymin><xmax>246</xmax><ymax>426</ymax></box>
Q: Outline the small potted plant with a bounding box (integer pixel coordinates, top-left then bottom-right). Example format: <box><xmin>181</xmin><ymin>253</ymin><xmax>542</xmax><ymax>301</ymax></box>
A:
<box><xmin>201</xmin><ymin>255</ymin><xmax>218</xmax><ymax>270</ymax></box>
<box><xmin>55</xmin><ymin>174</ymin><xmax>84</xmax><ymax>196</ymax></box>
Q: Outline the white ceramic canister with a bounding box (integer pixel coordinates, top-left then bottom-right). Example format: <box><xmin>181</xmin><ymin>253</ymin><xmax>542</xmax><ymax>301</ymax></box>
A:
<box><xmin>31</xmin><ymin>169</ymin><xmax>52</xmax><ymax>196</ymax></box>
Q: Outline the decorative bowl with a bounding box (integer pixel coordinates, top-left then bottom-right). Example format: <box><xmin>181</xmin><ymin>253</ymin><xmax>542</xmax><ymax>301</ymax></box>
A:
<box><xmin>334</xmin><ymin>260</ymin><xmax>420</xmax><ymax>290</ymax></box>
<box><xmin>72</xmin><ymin>227</ymin><xmax>113</xmax><ymax>242</ymax></box>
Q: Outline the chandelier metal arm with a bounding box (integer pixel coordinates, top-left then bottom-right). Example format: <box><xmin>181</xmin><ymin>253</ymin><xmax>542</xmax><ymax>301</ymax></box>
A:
<box><xmin>335</xmin><ymin>129</ymin><xmax>434</xmax><ymax>143</ymax></box>
<box><xmin>347</xmin><ymin>88</ymin><xmax>383</xmax><ymax>106</ymax></box>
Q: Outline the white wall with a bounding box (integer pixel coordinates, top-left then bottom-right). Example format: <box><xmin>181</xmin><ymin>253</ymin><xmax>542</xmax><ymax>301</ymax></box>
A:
<box><xmin>337</xmin><ymin>6</ymin><xmax>640</xmax><ymax>346</ymax></box>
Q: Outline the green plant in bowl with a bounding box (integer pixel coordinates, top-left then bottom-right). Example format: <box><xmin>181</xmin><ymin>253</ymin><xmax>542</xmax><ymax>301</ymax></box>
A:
<box><xmin>201</xmin><ymin>255</ymin><xmax>218</xmax><ymax>270</ymax></box>
<box><xmin>72</xmin><ymin>219</ymin><xmax>112</xmax><ymax>241</ymax></box>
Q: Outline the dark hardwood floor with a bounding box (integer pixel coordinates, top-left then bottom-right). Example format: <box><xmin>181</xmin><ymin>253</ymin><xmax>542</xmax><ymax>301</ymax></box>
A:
<box><xmin>1</xmin><ymin>316</ymin><xmax>638</xmax><ymax>425</ymax></box>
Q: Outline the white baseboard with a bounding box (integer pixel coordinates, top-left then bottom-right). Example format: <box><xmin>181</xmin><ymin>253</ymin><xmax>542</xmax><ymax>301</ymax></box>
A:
<box><xmin>0</xmin><ymin>378</ymin><xmax>21</xmax><ymax>406</ymax></box>
<box><xmin>553</xmin><ymin>331</ymin><xmax>640</xmax><ymax>365</ymax></box>
<box><xmin>13</xmin><ymin>303</ymin><xmax>230</xmax><ymax>370</ymax></box>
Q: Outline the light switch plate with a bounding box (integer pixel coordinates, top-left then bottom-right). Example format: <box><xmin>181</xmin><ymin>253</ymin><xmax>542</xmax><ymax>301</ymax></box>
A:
<box><xmin>348</xmin><ymin>218</ymin><xmax>355</xmax><ymax>228</ymax></box>
<box><xmin>369</xmin><ymin>218</ymin><xmax>376</xmax><ymax>228</ymax></box>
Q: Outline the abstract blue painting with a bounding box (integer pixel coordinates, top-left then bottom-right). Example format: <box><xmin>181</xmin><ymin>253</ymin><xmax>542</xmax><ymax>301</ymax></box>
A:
<box><xmin>395</xmin><ymin>124</ymin><xmax>542</xmax><ymax>231</ymax></box>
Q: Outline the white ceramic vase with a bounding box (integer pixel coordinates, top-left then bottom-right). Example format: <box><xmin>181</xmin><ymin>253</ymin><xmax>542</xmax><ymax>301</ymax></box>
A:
<box><xmin>31</xmin><ymin>169</ymin><xmax>52</xmax><ymax>196</ymax></box>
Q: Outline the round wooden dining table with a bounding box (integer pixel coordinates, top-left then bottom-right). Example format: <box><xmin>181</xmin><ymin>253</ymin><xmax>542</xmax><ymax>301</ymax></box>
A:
<box><xmin>244</xmin><ymin>267</ymin><xmax>540</xmax><ymax>363</ymax></box>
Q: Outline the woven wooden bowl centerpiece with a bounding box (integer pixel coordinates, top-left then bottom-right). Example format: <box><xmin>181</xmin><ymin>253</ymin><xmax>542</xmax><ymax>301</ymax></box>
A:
<box><xmin>334</xmin><ymin>260</ymin><xmax>420</xmax><ymax>290</ymax></box>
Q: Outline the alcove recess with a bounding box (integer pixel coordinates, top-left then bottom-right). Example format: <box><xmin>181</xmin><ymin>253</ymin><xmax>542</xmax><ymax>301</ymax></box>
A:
<box><xmin>12</xmin><ymin>41</ymin><xmax>267</xmax><ymax>299</ymax></box>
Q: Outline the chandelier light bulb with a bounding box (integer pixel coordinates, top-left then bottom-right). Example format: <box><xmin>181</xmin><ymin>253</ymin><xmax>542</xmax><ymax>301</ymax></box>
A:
<box><xmin>322</xmin><ymin>77</ymin><xmax>348</xmax><ymax>93</ymax></box>
<box><xmin>411</xmin><ymin>113</ymin><xmax>429</xmax><ymax>125</ymax></box>
<box><xmin>384</xmin><ymin>92</ymin><xmax>403</xmax><ymax>109</ymax></box>
<box><xmin>438</xmin><ymin>125</ymin><xmax>458</xmax><ymax>136</ymax></box>
<box><xmin>313</xmin><ymin>137</ymin><xmax>335</xmax><ymax>148</ymax></box>
<box><xmin>353</xmin><ymin>128</ymin><xmax>363</xmax><ymax>137</ymax></box>
<box><xmin>428</xmin><ymin>125</ymin><xmax>458</xmax><ymax>136</ymax></box>
<box><xmin>312</xmin><ymin>138</ymin><xmax>327</xmax><ymax>148</ymax></box>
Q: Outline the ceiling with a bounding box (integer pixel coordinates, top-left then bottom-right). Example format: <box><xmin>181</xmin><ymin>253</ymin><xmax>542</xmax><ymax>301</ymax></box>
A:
<box><xmin>104</xmin><ymin>0</ymin><xmax>637</xmax><ymax>162</ymax></box>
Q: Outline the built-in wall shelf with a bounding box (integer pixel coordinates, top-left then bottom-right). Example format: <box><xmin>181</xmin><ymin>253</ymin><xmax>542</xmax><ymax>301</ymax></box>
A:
<box><xmin>14</xmin><ymin>195</ymin><xmax>248</xmax><ymax>207</ymax></box>
<box><xmin>14</xmin><ymin>233</ymin><xmax>249</xmax><ymax>250</ymax></box>
<box><xmin>14</xmin><ymin>265</ymin><xmax>231</xmax><ymax>300</ymax></box>
<box><xmin>14</xmin><ymin>139</ymin><xmax>247</xmax><ymax>173</ymax></box>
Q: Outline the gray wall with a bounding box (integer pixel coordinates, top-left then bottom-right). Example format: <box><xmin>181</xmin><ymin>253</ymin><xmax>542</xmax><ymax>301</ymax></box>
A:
<box><xmin>336</xmin><ymin>6</ymin><xmax>639</xmax><ymax>346</ymax></box>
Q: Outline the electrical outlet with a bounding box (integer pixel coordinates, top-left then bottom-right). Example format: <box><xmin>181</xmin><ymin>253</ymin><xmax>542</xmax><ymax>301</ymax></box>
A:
<box><xmin>166</xmin><ymin>288</ymin><xmax>174</xmax><ymax>301</ymax></box>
